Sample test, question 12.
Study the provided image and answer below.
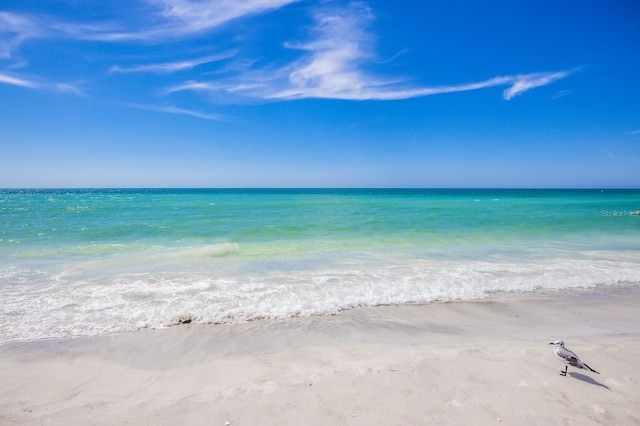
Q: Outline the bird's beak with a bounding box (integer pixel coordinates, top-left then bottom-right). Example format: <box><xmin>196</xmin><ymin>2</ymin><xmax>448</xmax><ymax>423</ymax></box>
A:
<box><xmin>548</xmin><ymin>342</ymin><xmax>554</xmax><ymax>345</ymax></box>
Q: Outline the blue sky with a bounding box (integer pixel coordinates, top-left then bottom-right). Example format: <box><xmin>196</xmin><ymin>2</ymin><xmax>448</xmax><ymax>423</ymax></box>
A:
<box><xmin>1</xmin><ymin>0</ymin><xmax>639</xmax><ymax>188</ymax></box>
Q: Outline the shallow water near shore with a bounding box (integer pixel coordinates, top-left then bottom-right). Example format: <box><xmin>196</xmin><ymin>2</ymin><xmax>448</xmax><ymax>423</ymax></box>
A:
<box><xmin>1</xmin><ymin>188</ymin><xmax>639</xmax><ymax>343</ymax></box>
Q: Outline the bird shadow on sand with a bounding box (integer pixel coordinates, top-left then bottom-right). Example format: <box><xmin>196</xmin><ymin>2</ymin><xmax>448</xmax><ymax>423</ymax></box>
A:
<box><xmin>569</xmin><ymin>372</ymin><xmax>611</xmax><ymax>390</ymax></box>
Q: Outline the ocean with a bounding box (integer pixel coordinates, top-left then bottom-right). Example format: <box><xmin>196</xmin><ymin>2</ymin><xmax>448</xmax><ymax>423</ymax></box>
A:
<box><xmin>1</xmin><ymin>188</ymin><xmax>639</xmax><ymax>343</ymax></box>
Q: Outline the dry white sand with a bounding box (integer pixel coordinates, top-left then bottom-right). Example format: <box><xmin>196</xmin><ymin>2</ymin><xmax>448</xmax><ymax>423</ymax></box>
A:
<box><xmin>1</xmin><ymin>288</ymin><xmax>639</xmax><ymax>425</ymax></box>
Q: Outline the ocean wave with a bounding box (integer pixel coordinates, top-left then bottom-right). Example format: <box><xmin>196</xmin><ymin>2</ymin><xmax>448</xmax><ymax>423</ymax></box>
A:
<box><xmin>1</xmin><ymin>256</ymin><xmax>639</xmax><ymax>343</ymax></box>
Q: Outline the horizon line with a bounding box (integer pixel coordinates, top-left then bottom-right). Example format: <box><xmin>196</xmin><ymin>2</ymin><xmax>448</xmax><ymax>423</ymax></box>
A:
<box><xmin>2</xmin><ymin>187</ymin><xmax>638</xmax><ymax>191</ymax></box>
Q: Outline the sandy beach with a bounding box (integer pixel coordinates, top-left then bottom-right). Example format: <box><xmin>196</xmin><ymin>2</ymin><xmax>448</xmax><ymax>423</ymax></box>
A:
<box><xmin>1</xmin><ymin>288</ymin><xmax>639</xmax><ymax>426</ymax></box>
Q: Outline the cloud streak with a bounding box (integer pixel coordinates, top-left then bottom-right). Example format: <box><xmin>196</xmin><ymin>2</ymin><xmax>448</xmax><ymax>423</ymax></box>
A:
<box><xmin>109</xmin><ymin>52</ymin><xmax>236</xmax><ymax>74</ymax></box>
<box><xmin>68</xmin><ymin>0</ymin><xmax>300</xmax><ymax>42</ymax></box>
<box><xmin>0</xmin><ymin>71</ymin><xmax>85</xmax><ymax>96</ymax></box>
<box><xmin>2</xmin><ymin>1</ymin><xmax>576</xmax><ymax>114</ymax></box>
<box><xmin>128</xmin><ymin>103</ymin><xmax>225</xmax><ymax>120</ymax></box>
<box><xmin>0</xmin><ymin>12</ymin><xmax>45</xmax><ymax>59</ymax></box>
<box><xmin>268</xmin><ymin>5</ymin><xmax>575</xmax><ymax>100</ymax></box>
<box><xmin>502</xmin><ymin>71</ymin><xmax>573</xmax><ymax>100</ymax></box>
<box><xmin>0</xmin><ymin>1</ymin><xmax>300</xmax><ymax>52</ymax></box>
<box><xmin>152</xmin><ymin>0</ymin><xmax>299</xmax><ymax>36</ymax></box>
<box><xmin>165</xmin><ymin>3</ymin><xmax>575</xmax><ymax>102</ymax></box>
<box><xmin>0</xmin><ymin>72</ymin><xmax>39</xmax><ymax>88</ymax></box>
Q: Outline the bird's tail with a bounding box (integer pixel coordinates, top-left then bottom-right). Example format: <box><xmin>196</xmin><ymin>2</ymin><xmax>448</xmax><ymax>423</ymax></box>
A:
<box><xmin>585</xmin><ymin>363</ymin><xmax>600</xmax><ymax>374</ymax></box>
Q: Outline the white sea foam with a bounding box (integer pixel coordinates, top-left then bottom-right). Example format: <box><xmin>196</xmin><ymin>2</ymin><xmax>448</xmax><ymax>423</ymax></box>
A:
<box><xmin>1</xmin><ymin>253</ymin><xmax>639</xmax><ymax>343</ymax></box>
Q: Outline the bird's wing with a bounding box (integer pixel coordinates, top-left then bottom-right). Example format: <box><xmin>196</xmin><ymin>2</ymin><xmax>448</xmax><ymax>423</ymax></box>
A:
<box><xmin>558</xmin><ymin>348</ymin><xmax>580</xmax><ymax>366</ymax></box>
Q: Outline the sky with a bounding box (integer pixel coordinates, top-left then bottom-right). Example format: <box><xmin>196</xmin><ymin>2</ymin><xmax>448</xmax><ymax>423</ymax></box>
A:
<box><xmin>1</xmin><ymin>0</ymin><xmax>639</xmax><ymax>188</ymax></box>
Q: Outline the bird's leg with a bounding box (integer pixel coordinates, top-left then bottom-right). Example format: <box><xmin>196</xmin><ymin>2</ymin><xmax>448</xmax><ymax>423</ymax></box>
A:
<box><xmin>560</xmin><ymin>366</ymin><xmax>567</xmax><ymax>376</ymax></box>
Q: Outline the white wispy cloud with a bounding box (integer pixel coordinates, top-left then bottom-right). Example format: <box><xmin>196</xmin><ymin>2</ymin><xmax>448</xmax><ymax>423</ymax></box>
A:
<box><xmin>551</xmin><ymin>89</ymin><xmax>573</xmax><ymax>99</ymax></box>
<box><xmin>0</xmin><ymin>11</ymin><xmax>128</xmax><ymax>62</ymax></box>
<box><xmin>0</xmin><ymin>72</ymin><xmax>39</xmax><ymax>88</ymax></box>
<box><xmin>163</xmin><ymin>81</ymin><xmax>218</xmax><ymax>94</ymax></box>
<box><xmin>152</xmin><ymin>0</ymin><xmax>299</xmax><ymax>35</ymax></box>
<box><xmin>269</xmin><ymin>5</ymin><xmax>575</xmax><ymax>100</ymax></box>
<box><xmin>502</xmin><ymin>71</ymin><xmax>573</xmax><ymax>100</ymax></box>
<box><xmin>165</xmin><ymin>3</ymin><xmax>574</xmax><ymax>102</ymax></box>
<box><xmin>0</xmin><ymin>71</ymin><xmax>85</xmax><ymax>96</ymax></box>
<box><xmin>1</xmin><ymin>1</ymin><xmax>299</xmax><ymax>49</ymax></box>
<box><xmin>628</xmin><ymin>130</ymin><xmax>640</xmax><ymax>135</ymax></box>
<box><xmin>272</xmin><ymin>2</ymin><xmax>377</xmax><ymax>99</ymax></box>
<box><xmin>54</xmin><ymin>83</ymin><xmax>86</xmax><ymax>97</ymax></box>
<box><xmin>0</xmin><ymin>12</ymin><xmax>45</xmax><ymax>59</ymax></box>
<box><xmin>79</xmin><ymin>0</ymin><xmax>299</xmax><ymax>41</ymax></box>
<box><xmin>128</xmin><ymin>103</ymin><xmax>225</xmax><ymax>120</ymax></box>
<box><xmin>109</xmin><ymin>51</ymin><xmax>236</xmax><ymax>74</ymax></box>
<box><xmin>56</xmin><ymin>0</ymin><xmax>299</xmax><ymax>42</ymax></box>
<box><xmin>2</xmin><ymin>0</ymin><xmax>577</xmax><ymax>114</ymax></box>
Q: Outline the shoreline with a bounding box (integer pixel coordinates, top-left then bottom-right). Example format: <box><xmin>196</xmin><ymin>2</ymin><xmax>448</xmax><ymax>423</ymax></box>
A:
<box><xmin>2</xmin><ymin>289</ymin><xmax>640</xmax><ymax>425</ymax></box>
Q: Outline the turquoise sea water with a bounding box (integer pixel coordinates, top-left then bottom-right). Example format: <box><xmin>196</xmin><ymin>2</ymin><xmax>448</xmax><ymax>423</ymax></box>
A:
<box><xmin>1</xmin><ymin>188</ymin><xmax>639</xmax><ymax>342</ymax></box>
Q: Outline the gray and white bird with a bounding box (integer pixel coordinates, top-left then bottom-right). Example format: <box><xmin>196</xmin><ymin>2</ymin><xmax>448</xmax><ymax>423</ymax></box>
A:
<box><xmin>549</xmin><ymin>340</ymin><xmax>600</xmax><ymax>376</ymax></box>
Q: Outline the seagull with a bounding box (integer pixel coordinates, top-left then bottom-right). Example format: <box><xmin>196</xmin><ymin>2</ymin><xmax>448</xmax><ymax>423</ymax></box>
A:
<box><xmin>549</xmin><ymin>340</ymin><xmax>600</xmax><ymax>376</ymax></box>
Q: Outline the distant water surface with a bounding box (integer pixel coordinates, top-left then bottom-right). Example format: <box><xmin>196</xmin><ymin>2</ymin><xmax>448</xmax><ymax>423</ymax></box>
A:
<box><xmin>1</xmin><ymin>188</ymin><xmax>639</xmax><ymax>342</ymax></box>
